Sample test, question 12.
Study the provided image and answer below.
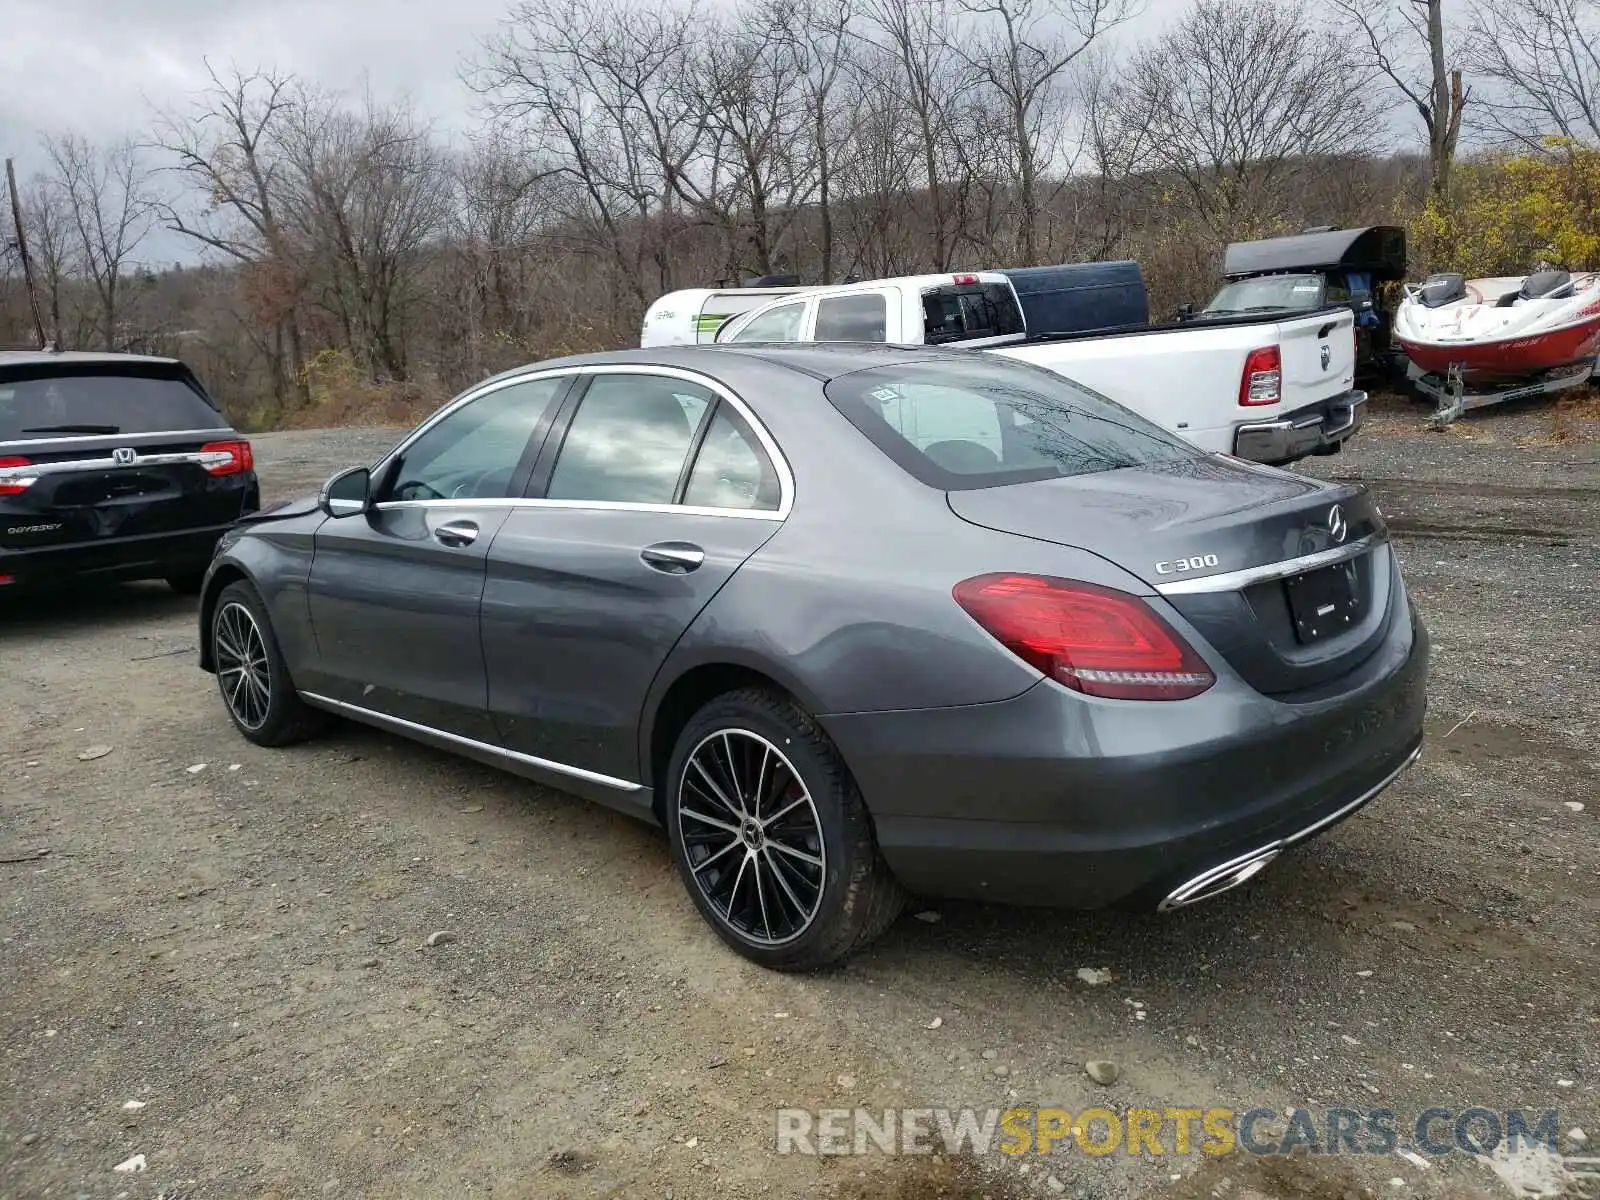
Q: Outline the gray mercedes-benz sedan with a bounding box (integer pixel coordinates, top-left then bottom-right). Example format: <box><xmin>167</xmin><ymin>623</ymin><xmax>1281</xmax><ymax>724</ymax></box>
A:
<box><xmin>198</xmin><ymin>343</ymin><xmax>1427</xmax><ymax>969</ymax></box>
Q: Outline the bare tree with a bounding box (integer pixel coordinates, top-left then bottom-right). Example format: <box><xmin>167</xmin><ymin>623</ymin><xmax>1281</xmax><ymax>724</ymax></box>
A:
<box><xmin>471</xmin><ymin>0</ymin><xmax>700</xmax><ymax>307</ymax></box>
<box><xmin>278</xmin><ymin>86</ymin><xmax>453</xmax><ymax>380</ymax></box>
<box><xmin>1467</xmin><ymin>0</ymin><xmax>1600</xmax><ymax>147</ymax></box>
<box><xmin>767</xmin><ymin>0</ymin><xmax>858</xmax><ymax>282</ymax></box>
<box><xmin>862</xmin><ymin>0</ymin><xmax>970</xmax><ymax>269</ymax></box>
<box><xmin>673</xmin><ymin>12</ymin><xmax>813</xmax><ymax>279</ymax></box>
<box><xmin>1330</xmin><ymin>0</ymin><xmax>1466</xmax><ymax>200</ymax></box>
<box><xmin>833</xmin><ymin>47</ymin><xmax>928</xmax><ymax>277</ymax></box>
<box><xmin>951</xmin><ymin>0</ymin><xmax>1134</xmax><ymax>263</ymax></box>
<box><xmin>1112</xmin><ymin>0</ymin><xmax>1382</xmax><ymax>243</ymax></box>
<box><xmin>1068</xmin><ymin>46</ymin><xmax>1154</xmax><ymax>260</ymax></box>
<box><xmin>44</xmin><ymin>134</ymin><xmax>157</xmax><ymax>349</ymax></box>
<box><xmin>18</xmin><ymin>174</ymin><xmax>82</xmax><ymax>347</ymax></box>
<box><xmin>155</xmin><ymin>62</ymin><xmax>311</xmax><ymax>408</ymax></box>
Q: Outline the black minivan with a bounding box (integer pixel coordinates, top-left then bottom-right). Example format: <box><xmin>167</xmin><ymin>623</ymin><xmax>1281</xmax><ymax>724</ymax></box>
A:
<box><xmin>0</xmin><ymin>351</ymin><xmax>259</xmax><ymax>594</ymax></box>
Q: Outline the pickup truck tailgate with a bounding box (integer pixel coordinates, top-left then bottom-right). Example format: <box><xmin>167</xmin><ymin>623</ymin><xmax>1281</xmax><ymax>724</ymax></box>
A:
<box><xmin>1277</xmin><ymin>309</ymin><xmax>1355</xmax><ymax>407</ymax></box>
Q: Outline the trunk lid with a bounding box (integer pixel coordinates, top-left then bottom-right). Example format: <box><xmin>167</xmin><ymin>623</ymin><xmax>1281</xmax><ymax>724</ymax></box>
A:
<box><xmin>947</xmin><ymin>455</ymin><xmax>1395</xmax><ymax>696</ymax></box>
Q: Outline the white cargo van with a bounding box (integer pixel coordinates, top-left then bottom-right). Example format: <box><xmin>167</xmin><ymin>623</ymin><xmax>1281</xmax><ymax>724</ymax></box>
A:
<box><xmin>640</xmin><ymin>286</ymin><xmax>812</xmax><ymax>347</ymax></box>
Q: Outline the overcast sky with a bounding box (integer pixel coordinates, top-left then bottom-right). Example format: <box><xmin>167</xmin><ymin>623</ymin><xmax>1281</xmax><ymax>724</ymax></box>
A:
<box><xmin>0</xmin><ymin>0</ymin><xmax>1247</xmax><ymax>265</ymax></box>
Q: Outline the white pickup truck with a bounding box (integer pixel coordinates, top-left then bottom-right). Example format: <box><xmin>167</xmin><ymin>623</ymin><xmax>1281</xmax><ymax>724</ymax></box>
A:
<box><xmin>648</xmin><ymin>266</ymin><xmax>1366</xmax><ymax>466</ymax></box>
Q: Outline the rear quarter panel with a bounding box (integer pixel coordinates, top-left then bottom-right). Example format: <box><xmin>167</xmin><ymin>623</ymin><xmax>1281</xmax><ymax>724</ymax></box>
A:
<box><xmin>639</xmin><ymin>362</ymin><xmax>1162</xmax><ymax>747</ymax></box>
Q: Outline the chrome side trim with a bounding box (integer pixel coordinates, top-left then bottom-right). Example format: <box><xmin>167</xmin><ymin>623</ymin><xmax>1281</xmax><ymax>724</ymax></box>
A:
<box><xmin>1158</xmin><ymin>742</ymin><xmax>1422</xmax><ymax>912</ymax></box>
<box><xmin>1155</xmin><ymin>531</ymin><xmax>1386</xmax><ymax>596</ymax></box>
<box><xmin>371</xmin><ymin>363</ymin><xmax>796</xmax><ymax>521</ymax></box>
<box><xmin>297</xmin><ymin>692</ymin><xmax>643</xmax><ymax>792</ymax></box>
<box><xmin>0</xmin><ymin>448</ymin><xmax>238</xmax><ymax>484</ymax></box>
<box><xmin>370</xmin><ymin>497</ymin><xmax>784</xmax><ymax>521</ymax></box>
<box><xmin>0</xmin><ymin>427</ymin><xmax>235</xmax><ymax>449</ymax></box>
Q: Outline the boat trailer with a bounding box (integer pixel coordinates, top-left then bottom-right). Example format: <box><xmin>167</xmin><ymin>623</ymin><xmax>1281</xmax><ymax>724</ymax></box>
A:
<box><xmin>1410</xmin><ymin>359</ymin><xmax>1596</xmax><ymax>428</ymax></box>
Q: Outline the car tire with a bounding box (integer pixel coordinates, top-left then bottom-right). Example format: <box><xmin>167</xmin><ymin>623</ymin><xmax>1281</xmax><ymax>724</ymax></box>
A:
<box><xmin>166</xmin><ymin>570</ymin><xmax>207</xmax><ymax>595</ymax></box>
<box><xmin>211</xmin><ymin>580</ymin><xmax>323</xmax><ymax>747</ymax></box>
<box><xmin>664</xmin><ymin>687</ymin><xmax>904</xmax><ymax>971</ymax></box>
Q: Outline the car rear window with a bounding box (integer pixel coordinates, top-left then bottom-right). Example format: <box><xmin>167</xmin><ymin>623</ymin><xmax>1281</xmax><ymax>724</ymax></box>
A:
<box><xmin>0</xmin><ymin>363</ymin><xmax>224</xmax><ymax>440</ymax></box>
<box><xmin>921</xmin><ymin>282</ymin><xmax>1025</xmax><ymax>344</ymax></box>
<box><xmin>823</xmin><ymin>356</ymin><xmax>1199</xmax><ymax>490</ymax></box>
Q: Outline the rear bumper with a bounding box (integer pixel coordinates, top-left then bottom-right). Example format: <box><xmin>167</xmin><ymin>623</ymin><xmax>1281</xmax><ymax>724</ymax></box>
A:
<box><xmin>0</xmin><ymin>524</ymin><xmax>235</xmax><ymax>589</ymax></box>
<box><xmin>820</xmin><ymin>607</ymin><xmax>1428</xmax><ymax>910</ymax></box>
<box><xmin>1234</xmin><ymin>390</ymin><xmax>1366</xmax><ymax>464</ymax></box>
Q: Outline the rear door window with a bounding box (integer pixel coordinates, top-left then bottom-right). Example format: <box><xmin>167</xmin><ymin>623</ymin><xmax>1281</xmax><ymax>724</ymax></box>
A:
<box><xmin>815</xmin><ymin>293</ymin><xmax>890</xmax><ymax>341</ymax></box>
<box><xmin>726</xmin><ymin>302</ymin><xmax>807</xmax><ymax>343</ymax></box>
<box><xmin>921</xmin><ymin>283</ymin><xmax>1024</xmax><ymax>344</ymax></box>
<box><xmin>824</xmin><ymin>356</ymin><xmax>1198</xmax><ymax>490</ymax></box>
<box><xmin>545</xmin><ymin>374</ymin><xmax>715</xmax><ymax>504</ymax></box>
<box><xmin>683</xmin><ymin>404</ymin><xmax>782</xmax><ymax>511</ymax></box>
<box><xmin>0</xmin><ymin>364</ymin><xmax>224</xmax><ymax>440</ymax></box>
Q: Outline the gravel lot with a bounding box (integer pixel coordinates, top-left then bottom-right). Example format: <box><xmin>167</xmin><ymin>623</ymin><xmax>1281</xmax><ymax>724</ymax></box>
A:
<box><xmin>2</xmin><ymin>396</ymin><xmax>1597</xmax><ymax>1200</ymax></box>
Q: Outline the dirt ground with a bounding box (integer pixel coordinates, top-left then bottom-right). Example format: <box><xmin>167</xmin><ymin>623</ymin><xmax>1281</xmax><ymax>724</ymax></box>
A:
<box><xmin>3</xmin><ymin>394</ymin><xmax>1597</xmax><ymax>1200</ymax></box>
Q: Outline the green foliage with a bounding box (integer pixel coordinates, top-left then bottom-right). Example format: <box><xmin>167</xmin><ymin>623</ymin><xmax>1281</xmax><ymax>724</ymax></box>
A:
<box><xmin>1412</xmin><ymin>139</ymin><xmax>1600</xmax><ymax>277</ymax></box>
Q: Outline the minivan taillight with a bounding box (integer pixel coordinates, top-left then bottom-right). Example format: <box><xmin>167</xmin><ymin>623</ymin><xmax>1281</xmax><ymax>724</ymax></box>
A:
<box><xmin>201</xmin><ymin>440</ymin><xmax>254</xmax><ymax>476</ymax></box>
<box><xmin>953</xmin><ymin>574</ymin><xmax>1215</xmax><ymax>700</ymax></box>
<box><xmin>0</xmin><ymin>456</ymin><xmax>34</xmax><ymax>496</ymax></box>
<box><xmin>1239</xmin><ymin>345</ymin><xmax>1282</xmax><ymax>406</ymax></box>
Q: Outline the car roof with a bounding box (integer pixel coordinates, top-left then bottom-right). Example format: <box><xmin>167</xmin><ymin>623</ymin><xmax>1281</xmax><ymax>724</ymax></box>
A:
<box><xmin>489</xmin><ymin>342</ymin><xmax>965</xmax><ymax>388</ymax></box>
<box><xmin>0</xmin><ymin>350</ymin><xmax>185</xmax><ymax>370</ymax></box>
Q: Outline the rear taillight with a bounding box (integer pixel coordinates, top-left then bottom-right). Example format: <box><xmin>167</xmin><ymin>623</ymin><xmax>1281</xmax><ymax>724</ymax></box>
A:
<box><xmin>1239</xmin><ymin>345</ymin><xmax>1282</xmax><ymax>406</ymax></box>
<box><xmin>201</xmin><ymin>440</ymin><xmax>254</xmax><ymax>476</ymax></box>
<box><xmin>953</xmin><ymin>574</ymin><xmax>1215</xmax><ymax>701</ymax></box>
<box><xmin>952</xmin><ymin>273</ymin><xmax>979</xmax><ymax>285</ymax></box>
<box><xmin>0</xmin><ymin>456</ymin><xmax>34</xmax><ymax>496</ymax></box>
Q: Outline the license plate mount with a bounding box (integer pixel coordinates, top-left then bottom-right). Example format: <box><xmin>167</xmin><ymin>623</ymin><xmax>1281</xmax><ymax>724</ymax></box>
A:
<box><xmin>1283</xmin><ymin>561</ymin><xmax>1364</xmax><ymax>644</ymax></box>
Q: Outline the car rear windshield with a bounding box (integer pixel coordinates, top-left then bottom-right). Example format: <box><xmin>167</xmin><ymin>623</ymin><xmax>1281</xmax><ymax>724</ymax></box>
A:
<box><xmin>0</xmin><ymin>363</ymin><xmax>224</xmax><ymax>441</ymax></box>
<box><xmin>921</xmin><ymin>282</ymin><xmax>1025</xmax><ymax>344</ymax></box>
<box><xmin>823</xmin><ymin>356</ymin><xmax>1200</xmax><ymax>490</ymax></box>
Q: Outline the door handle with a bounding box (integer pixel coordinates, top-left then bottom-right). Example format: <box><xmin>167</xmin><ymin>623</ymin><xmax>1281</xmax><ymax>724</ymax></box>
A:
<box><xmin>433</xmin><ymin>519</ymin><xmax>479</xmax><ymax>548</ymax></box>
<box><xmin>640</xmin><ymin>542</ymin><xmax>705</xmax><ymax>574</ymax></box>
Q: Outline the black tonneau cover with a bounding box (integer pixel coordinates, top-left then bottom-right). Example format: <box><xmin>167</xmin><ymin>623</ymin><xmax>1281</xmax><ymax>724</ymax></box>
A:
<box><xmin>1223</xmin><ymin>227</ymin><xmax>1407</xmax><ymax>281</ymax></box>
<box><xmin>998</xmin><ymin>261</ymin><xmax>1149</xmax><ymax>336</ymax></box>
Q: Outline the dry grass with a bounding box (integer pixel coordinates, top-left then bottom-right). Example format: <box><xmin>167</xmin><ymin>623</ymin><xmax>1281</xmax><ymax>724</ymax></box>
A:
<box><xmin>274</xmin><ymin>350</ymin><xmax>451</xmax><ymax>431</ymax></box>
<box><xmin>1545</xmin><ymin>388</ymin><xmax>1600</xmax><ymax>444</ymax></box>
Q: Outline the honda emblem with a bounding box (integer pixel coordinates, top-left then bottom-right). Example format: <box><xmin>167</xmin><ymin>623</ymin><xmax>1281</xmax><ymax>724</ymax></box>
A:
<box><xmin>112</xmin><ymin>447</ymin><xmax>137</xmax><ymax>466</ymax></box>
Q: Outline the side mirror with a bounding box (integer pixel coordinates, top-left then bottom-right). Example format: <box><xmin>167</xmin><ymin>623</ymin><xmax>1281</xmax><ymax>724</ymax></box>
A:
<box><xmin>1176</xmin><ymin>302</ymin><xmax>1195</xmax><ymax>320</ymax></box>
<box><xmin>319</xmin><ymin>466</ymin><xmax>371</xmax><ymax>517</ymax></box>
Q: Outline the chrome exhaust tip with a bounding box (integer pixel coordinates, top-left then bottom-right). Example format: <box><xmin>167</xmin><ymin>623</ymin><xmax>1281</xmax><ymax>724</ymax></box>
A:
<box><xmin>1158</xmin><ymin>845</ymin><xmax>1282</xmax><ymax>912</ymax></box>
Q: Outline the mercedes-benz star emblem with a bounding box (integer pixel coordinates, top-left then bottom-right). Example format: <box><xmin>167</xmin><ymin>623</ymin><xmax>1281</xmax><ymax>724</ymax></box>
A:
<box><xmin>112</xmin><ymin>447</ymin><xmax>137</xmax><ymax>466</ymax></box>
<box><xmin>1327</xmin><ymin>503</ymin><xmax>1348</xmax><ymax>544</ymax></box>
